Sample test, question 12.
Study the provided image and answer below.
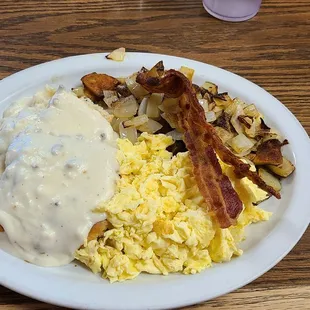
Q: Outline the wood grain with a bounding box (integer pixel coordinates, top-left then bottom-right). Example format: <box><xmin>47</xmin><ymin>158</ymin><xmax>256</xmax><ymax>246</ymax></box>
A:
<box><xmin>0</xmin><ymin>0</ymin><xmax>309</xmax><ymax>309</ymax></box>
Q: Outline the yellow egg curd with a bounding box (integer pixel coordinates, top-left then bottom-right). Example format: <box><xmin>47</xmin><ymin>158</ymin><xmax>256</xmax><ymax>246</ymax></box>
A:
<box><xmin>75</xmin><ymin>133</ymin><xmax>271</xmax><ymax>282</ymax></box>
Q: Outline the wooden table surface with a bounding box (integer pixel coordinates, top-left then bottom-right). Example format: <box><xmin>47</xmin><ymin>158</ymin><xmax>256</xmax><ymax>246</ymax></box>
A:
<box><xmin>0</xmin><ymin>0</ymin><xmax>309</xmax><ymax>309</ymax></box>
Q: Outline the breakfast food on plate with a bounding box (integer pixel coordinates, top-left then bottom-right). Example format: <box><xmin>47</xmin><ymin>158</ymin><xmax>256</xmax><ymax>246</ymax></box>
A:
<box><xmin>0</xmin><ymin>58</ymin><xmax>295</xmax><ymax>281</ymax></box>
<box><xmin>74</xmin><ymin>61</ymin><xmax>294</xmax><ymax>282</ymax></box>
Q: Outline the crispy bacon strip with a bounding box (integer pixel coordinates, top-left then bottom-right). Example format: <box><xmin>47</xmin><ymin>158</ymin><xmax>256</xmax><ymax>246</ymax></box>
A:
<box><xmin>137</xmin><ymin>69</ymin><xmax>280</xmax><ymax>227</ymax></box>
<box><xmin>137</xmin><ymin>71</ymin><xmax>241</xmax><ymax>227</ymax></box>
<box><xmin>185</xmin><ymin>133</ymin><xmax>243</xmax><ymax>227</ymax></box>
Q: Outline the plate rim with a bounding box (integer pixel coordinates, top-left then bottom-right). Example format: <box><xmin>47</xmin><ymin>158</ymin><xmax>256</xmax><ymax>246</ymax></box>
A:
<box><xmin>0</xmin><ymin>52</ymin><xmax>309</xmax><ymax>310</ymax></box>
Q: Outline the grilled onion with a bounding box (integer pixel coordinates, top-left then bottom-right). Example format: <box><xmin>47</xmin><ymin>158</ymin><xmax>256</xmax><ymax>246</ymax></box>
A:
<box><xmin>103</xmin><ymin>90</ymin><xmax>118</xmax><ymax>108</ymax></box>
<box><xmin>206</xmin><ymin>111</ymin><xmax>216</xmax><ymax>123</ymax></box>
<box><xmin>119</xmin><ymin>122</ymin><xmax>138</xmax><ymax>143</ymax></box>
<box><xmin>159</xmin><ymin>97</ymin><xmax>180</xmax><ymax>113</ymax></box>
<box><xmin>124</xmin><ymin>114</ymin><xmax>149</xmax><ymax>127</ymax></box>
<box><xmin>199</xmin><ymin>99</ymin><xmax>209</xmax><ymax>112</ymax></box>
<box><xmin>112</xmin><ymin>117</ymin><xmax>129</xmax><ymax>133</ymax></box>
<box><xmin>125</xmin><ymin>74</ymin><xmax>149</xmax><ymax>99</ymax></box>
<box><xmin>166</xmin><ymin>129</ymin><xmax>183</xmax><ymax>141</ymax></box>
<box><xmin>138</xmin><ymin>97</ymin><xmax>148</xmax><ymax>116</ymax></box>
<box><xmin>113</xmin><ymin>95</ymin><xmax>138</xmax><ymax>118</ymax></box>
<box><xmin>214</xmin><ymin>127</ymin><xmax>234</xmax><ymax>144</ymax></box>
<box><xmin>137</xmin><ymin>119</ymin><xmax>163</xmax><ymax>133</ymax></box>
<box><xmin>244</xmin><ymin>104</ymin><xmax>260</xmax><ymax>118</ymax></box>
<box><xmin>229</xmin><ymin>133</ymin><xmax>255</xmax><ymax>154</ymax></box>
<box><xmin>230</xmin><ymin>105</ymin><xmax>244</xmax><ymax>134</ymax></box>
<box><xmin>146</xmin><ymin>93</ymin><xmax>163</xmax><ymax>119</ymax></box>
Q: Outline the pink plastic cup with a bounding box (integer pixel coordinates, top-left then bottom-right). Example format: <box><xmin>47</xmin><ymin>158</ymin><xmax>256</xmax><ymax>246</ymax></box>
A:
<box><xmin>203</xmin><ymin>0</ymin><xmax>263</xmax><ymax>22</ymax></box>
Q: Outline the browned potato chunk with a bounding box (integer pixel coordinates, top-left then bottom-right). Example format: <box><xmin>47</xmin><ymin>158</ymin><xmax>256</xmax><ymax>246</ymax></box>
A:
<box><xmin>147</xmin><ymin>61</ymin><xmax>165</xmax><ymax>78</ymax></box>
<box><xmin>213</xmin><ymin>93</ymin><xmax>233</xmax><ymax>108</ymax></box>
<box><xmin>87</xmin><ymin>220</ymin><xmax>109</xmax><ymax>242</ymax></box>
<box><xmin>268</xmin><ymin>157</ymin><xmax>295</xmax><ymax>178</ymax></box>
<box><xmin>179</xmin><ymin>66</ymin><xmax>195</xmax><ymax>81</ymax></box>
<box><xmin>243</xmin><ymin>104</ymin><xmax>260</xmax><ymax>118</ymax></box>
<box><xmin>214</xmin><ymin>112</ymin><xmax>234</xmax><ymax>132</ymax></box>
<box><xmin>81</xmin><ymin>73</ymin><xmax>120</xmax><ymax>97</ymax></box>
<box><xmin>201</xmin><ymin>81</ymin><xmax>218</xmax><ymax>96</ymax></box>
<box><xmin>253</xmin><ymin>139</ymin><xmax>283</xmax><ymax>166</ymax></box>
<box><xmin>116</xmin><ymin>84</ymin><xmax>131</xmax><ymax>97</ymax></box>
<box><xmin>258</xmin><ymin>168</ymin><xmax>282</xmax><ymax>192</ymax></box>
<box><xmin>83</xmin><ymin>87</ymin><xmax>98</xmax><ymax>102</ymax></box>
<box><xmin>105</xmin><ymin>47</ymin><xmax>126</xmax><ymax>61</ymax></box>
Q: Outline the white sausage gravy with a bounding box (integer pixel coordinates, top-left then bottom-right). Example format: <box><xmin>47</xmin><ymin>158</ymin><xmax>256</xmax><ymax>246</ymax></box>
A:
<box><xmin>0</xmin><ymin>87</ymin><xmax>119</xmax><ymax>266</ymax></box>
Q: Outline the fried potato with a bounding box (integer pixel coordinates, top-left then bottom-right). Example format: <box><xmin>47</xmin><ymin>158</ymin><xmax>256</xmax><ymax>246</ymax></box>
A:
<box><xmin>83</xmin><ymin>87</ymin><xmax>98</xmax><ymax>102</ymax></box>
<box><xmin>253</xmin><ymin>139</ymin><xmax>283</xmax><ymax>166</ymax></box>
<box><xmin>105</xmin><ymin>47</ymin><xmax>126</xmax><ymax>62</ymax></box>
<box><xmin>179</xmin><ymin>66</ymin><xmax>195</xmax><ymax>81</ymax></box>
<box><xmin>213</xmin><ymin>93</ymin><xmax>233</xmax><ymax>108</ymax></box>
<box><xmin>201</xmin><ymin>81</ymin><xmax>218</xmax><ymax>96</ymax></box>
<box><xmin>81</xmin><ymin>73</ymin><xmax>120</xmax><ymax>97</ymax></box>
<box><xmin>214</xmin><ymin>112</ymin><xmax>234</xmax><ymax>132</ymax></box>
<box><xmin>115</xmin><ymin>84</ymin><xmax>131</xmax><ymax>97</ymax></box>
<box><xmin>0</xmin><ymin>225</ymin><xmax>3</xmax><ymax>232</ymax></box>
<box><xmin>87</xmin><ymin>220</ymin><xmax>109</xmax><ymax>242</ymax></box>
<box><xmin>268</xmin><ymin>157</ymin><xmax>295</xmax><ymax>178</ymax></box>
<box><xmin>147</xmin><ymin>60</ymin><xmax>165</xmax><ymax>78</ymax></box>
<box><xmin>258</xmin><ymin>168</ymin><xmax>282</xmax><ymax>192</ymax></box>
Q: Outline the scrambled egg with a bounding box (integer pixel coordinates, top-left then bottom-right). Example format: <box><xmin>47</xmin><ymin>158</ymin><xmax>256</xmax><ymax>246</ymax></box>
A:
<box><xmin>75</xmin><ymin>133</ymin><xmax>271</xmax><ymax>282</ymax></box>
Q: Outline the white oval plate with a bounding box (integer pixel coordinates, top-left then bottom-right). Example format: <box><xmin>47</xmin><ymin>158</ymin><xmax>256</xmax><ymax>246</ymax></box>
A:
<box><xmin>0</xmin><ymin>53</ymin><xmax>309</xmax><ymax>310</ymax></box>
